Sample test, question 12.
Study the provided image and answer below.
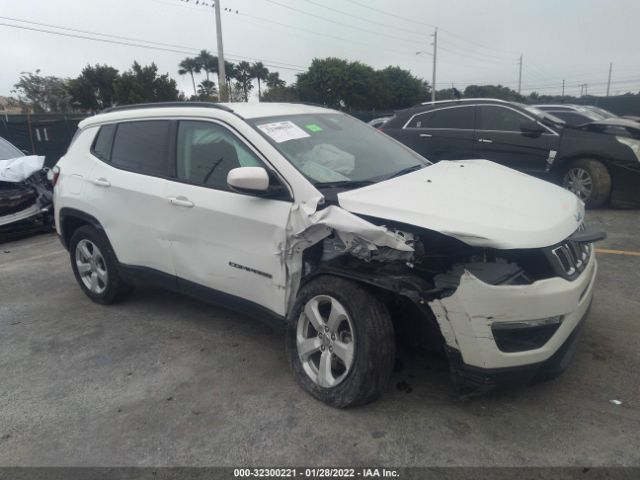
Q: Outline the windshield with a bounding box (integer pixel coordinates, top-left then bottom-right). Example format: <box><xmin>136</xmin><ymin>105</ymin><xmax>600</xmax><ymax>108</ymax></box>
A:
<box><xmin>0</xmin><ymin>137</ymin><xmax>23</xmax><ymax>160</ymax></box>
<box><xmin>249</xmin><ymin>113</ymin><xmax>429</xmax><ymax>188</ymax></box>
<box><xmin>584</xmin><ymin>106</ymin><xmax>617</xmax><ymax>120</ymax></box>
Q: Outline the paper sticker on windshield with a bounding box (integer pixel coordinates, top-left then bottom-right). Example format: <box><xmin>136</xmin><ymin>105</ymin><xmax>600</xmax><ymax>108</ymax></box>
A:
<box><xmin>257</xmin><ymin>121</ymin><xmax>310</xmax><ymax>143</ymax></box>
<box><xmin>305</xmin><ymin>124</ymin><xmax>323</xmax><ymax>132</ymax></box>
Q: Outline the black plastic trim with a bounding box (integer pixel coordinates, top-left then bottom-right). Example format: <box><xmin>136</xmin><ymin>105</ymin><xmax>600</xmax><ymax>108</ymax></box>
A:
<box><xmin>118</xmin><ymin>264</ymin><xmax>286</xmax><ymax>330</ymax></box>
<box><xmin>58</xmin><ymin>207</ymin><xmax>108</xmax><ymax>250</ymax></box>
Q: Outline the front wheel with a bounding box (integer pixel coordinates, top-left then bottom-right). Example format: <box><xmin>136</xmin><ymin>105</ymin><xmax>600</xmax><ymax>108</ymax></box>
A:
<box><xmin>561</xmin><ymin>158</ymin><xmax>611</xmax><ymax>208</ymax></box>
<box><xmin>286</xmin><ymin>276</ymin><xmax>395</xmax><ymax>408</ymax></box>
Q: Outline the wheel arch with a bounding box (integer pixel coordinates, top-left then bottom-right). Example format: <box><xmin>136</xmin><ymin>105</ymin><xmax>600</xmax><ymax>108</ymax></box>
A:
<box><xmin>298</xmin><ymin>269</ymin><xmax>445</xmax><ymax>352</ymax></box>
<box><xmin>59</xmin><ymin>208</ymin><xmax>112</xmax><ymax>253</ymax></box>
<box><xmin>553</xmin><ymin>152</ymin><xmax>613</xmax><ymax>177</ymax></box>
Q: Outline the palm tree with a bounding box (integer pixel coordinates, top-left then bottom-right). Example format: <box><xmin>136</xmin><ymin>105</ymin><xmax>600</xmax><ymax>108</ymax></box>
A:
<box><xmin>234</xmin><ymin>61</ymin><xmax>254</xmax><ymax>102</ymax></box>
<box><xmin>178</xmin><ymin>57</ymin><xmax>201</xmax><ymax>96</ymax></box>
<box><xmin>196</xmin><ymin>50</ymin><xmax>218</xmax><ymax>81</ymax></box>
<box><xmin>266</xmin><ymin>71</ymin><xmax>286</xmax><ymax>89</ymax></box>
<box><xmin>250</xmin><ymin>62</ymin><xmax>269</xmax><ymax>100</ymax></box>
<box><xmin>197</xmin><ymin>79</ymin><xmax>218</xmax><ymax>100</ymax></box>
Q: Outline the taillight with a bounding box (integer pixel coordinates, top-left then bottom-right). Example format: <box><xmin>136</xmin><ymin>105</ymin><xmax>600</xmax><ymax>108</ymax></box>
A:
<box><xmin>51</xmin><ymin>166</ymin><xmax>60</xmax><ymax>187</ymax></box>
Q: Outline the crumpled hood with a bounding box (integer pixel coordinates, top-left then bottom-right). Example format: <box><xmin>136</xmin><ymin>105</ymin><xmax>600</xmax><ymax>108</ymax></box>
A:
<box><xmin>337</xmin><ymin>160</ymin><xmax>583</xmax><ymax>249</ymax></box>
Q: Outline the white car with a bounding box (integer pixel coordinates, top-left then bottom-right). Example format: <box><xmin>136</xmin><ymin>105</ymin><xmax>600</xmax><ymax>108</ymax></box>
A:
<box><xmin>53</xmin><ymin>102</ymin><xmax>602</xmax><ymax>407</ymax></box>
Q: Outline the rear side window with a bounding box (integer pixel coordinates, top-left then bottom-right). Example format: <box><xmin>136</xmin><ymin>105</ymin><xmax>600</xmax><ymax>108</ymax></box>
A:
<box><xmin>477</xmin><ymin>106</ymin><xmax>529</xmax><ymax>131</ymax></box>
<box><xmin>111</xmin><ymin>121</ymin><xmax>170</xmax><ymax>176</ymax></box>
<box><xmin>91</xmin><ymin>124</ymin><xmax>116</xmax><ymax>161</ymax></box>
<box><xmin>407</xmin><ymin>106</ymin><xmax>474</xmax><ymax>129</ymax></box>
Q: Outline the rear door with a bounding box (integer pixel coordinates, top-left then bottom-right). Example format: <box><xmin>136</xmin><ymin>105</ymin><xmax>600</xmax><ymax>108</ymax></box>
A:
<box><xmin>83</xmin><ymin>120</ymin><xmax>174</xmax><ymax>274</ymax></box>
<box><xmin>164</xmin><ymin>119</ymin><xmax>292</xmax><ymax>317</ymax></box>
<box><xmin>474</xmin><ymin>104</ymin><xmax>555</xmax><ymax>173</ymax></box>
<box><xmin>400</xmin><ymin>105</ymin><xmax>477</xmax><ymax>161</ymax></box>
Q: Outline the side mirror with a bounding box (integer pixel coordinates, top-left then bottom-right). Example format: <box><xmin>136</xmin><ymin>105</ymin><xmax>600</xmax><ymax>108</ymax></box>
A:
<box><xmin>520</xmin><ymin>120</ymin><xmax>545</xmax><ymax>136</ymax></box>
<box><xmin>227</xmin><ymin>167</ymin><xmax>270</xmax><ymax>194</ymax></box>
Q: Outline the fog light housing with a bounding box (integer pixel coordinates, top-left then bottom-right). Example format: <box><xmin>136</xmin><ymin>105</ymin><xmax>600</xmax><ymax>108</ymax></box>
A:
<box><xmin>491</xmin><ymin>316</ymin><xmax>563</xmax><ymax>353</ymax></box>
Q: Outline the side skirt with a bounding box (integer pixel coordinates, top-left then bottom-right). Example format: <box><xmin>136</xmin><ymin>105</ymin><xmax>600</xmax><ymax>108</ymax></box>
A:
<box><xmin>118</xmin><ymin>264</ymin><xmax>286</xmax><ymax>331</ymax></box>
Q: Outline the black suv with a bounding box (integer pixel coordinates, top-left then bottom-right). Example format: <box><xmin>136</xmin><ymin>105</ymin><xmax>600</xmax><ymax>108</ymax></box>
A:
<box><xmin>382</xmin><ymin>99</ymin><xmax>640</xmax><ymax>208</ymax></box>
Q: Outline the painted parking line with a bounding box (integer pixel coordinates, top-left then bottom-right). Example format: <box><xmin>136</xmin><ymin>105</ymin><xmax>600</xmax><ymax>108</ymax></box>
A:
<box><xmin>595</xmin><ymin>248</ymin><xmax>640</xmax><ymax>257</ymax></box>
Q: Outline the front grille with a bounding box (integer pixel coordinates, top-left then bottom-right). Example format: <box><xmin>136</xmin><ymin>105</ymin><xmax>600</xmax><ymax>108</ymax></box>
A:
<box><xmin>547</xmin><ymin>240</ymin><xmax>591</xmax><ymax>279</ymax></box>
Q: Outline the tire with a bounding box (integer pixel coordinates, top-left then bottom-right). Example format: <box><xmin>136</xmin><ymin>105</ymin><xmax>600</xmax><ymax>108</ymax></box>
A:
<box><xmin>286</xmin><ymin>276</ymin><xmax>395</xmax><ymax>408</ymax></box>
<box><xmin>561</xmin><ymin>158</ymin><xmax>611</xmax><ymax>208</ymax></box>
<box><xmin>69</xmin><ymin>225</ymin><xmax>133</xmax><ymax>304</ymax></box>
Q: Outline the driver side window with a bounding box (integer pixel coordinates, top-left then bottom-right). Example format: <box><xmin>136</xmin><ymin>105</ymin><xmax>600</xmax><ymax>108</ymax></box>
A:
<box><xmin>176</xmin><ymin>121</ymin><xmax>261</xmax><ymax>190</ymax></box>
<box><xmin>477</xmin><ymin>106</ymin><xmax>529</xmax><ymax>132</ymax></box>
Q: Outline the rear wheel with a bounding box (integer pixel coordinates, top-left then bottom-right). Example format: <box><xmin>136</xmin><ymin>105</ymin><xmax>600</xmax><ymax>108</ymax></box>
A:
<box><xmin>286</xmin><ymin>276</ymin><xmax>395</xmax><ymax>408</ymax></box>
<box><xmin>561</xmin><ymin>158</ymin><xmax>611</xmax><ymax>208</ymax></box>
<box><xmin>69</xmin><ymin>226</ymin><xmax>133</xmax><ymax>304</ymax></box>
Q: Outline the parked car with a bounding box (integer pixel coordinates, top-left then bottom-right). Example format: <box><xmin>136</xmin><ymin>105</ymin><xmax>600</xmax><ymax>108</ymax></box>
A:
<box><xmin>0</xmin><ymin>136</ymin><xmax>53</xmax><ymax>239</ymax></box>
<box><xmin>54</xmin><ymin>102</ymin><xmax>603</xmax><ymax>407</ymax></box>
<box><xmin>534</xmin><ymin>104</ymin><xmax>615</xmax><ymax>126</ymax></box>
<box><xmin>382</xmin><ymin>98</ymin><xmax>640</xmax><ymax>208</ymax></box>
<box><xmin>367</xmin><ymin>116</ymin><xmax>393</xmax><ymax>129</ymax></box>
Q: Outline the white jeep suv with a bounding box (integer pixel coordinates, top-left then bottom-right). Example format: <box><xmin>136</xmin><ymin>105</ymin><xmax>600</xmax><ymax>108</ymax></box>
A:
<box><xmin>53</xmin><ymin>102</ymin><xmax>602</xmax><ymax>407</ymax></box>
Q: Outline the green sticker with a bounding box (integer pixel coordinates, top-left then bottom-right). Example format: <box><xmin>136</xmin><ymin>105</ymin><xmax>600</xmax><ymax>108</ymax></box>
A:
<box><xmin>305</xmin><ymin>124</ymin><xmax>323</xmax><ymax>132</ymax></box>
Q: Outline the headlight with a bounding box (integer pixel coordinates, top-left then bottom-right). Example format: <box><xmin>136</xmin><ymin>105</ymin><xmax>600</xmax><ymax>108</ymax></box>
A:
<box><xmin>616</xmin><ymin>136</ymin><xmax>640</xmax><ymax>162</ymax></box>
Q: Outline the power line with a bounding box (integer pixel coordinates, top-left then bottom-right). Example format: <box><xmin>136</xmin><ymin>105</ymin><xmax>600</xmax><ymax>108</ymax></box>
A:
<box><xmin>0</xmin><ymin>21</ymin><xmax>305</xmax><ymax>72</ymax></box>
<box><xmin>300</xmin><ymin>0</ymin><xmax>428</xmax><ymax>40</ymax></box>
<box><xmin>345</xmin><ymin>0</ymin><xmax>520</xmax><ymax>56</ymax></box>
<box><xmin>260</xmin><ymin>0</ymin><xmax>425</xmax><ymax>46</ymax></box>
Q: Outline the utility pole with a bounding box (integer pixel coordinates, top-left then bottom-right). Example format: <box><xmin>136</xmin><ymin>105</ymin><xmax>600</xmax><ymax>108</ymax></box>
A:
<box><xmin>606</xmin><ymin>62</ymin><xmax>613</xmax><ymax>96</ymax></box>
<box><xmin>214</xmin><ymin>0</ymin><xmax>227</xmax><ymax>101</ymax></box>
<box><xmin>431</xmin><ymin>27</ymin><xmax>437</xmax><ymax>102</ymax></box>
<box><xmin>562</xmin><ymin>79</ymin><xmax>565</xmax><ymax>97</ymax></box>
<box><xmin>517</xmin><ymin>54</ymin><xmax>523</xmax><ymax>94</ymax></box>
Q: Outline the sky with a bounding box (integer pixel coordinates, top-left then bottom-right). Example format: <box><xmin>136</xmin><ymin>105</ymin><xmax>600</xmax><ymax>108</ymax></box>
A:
<box><xmin>1</xmin><ymin>0</ymin><xmax>639</xmax><ymax>101</ymax></box>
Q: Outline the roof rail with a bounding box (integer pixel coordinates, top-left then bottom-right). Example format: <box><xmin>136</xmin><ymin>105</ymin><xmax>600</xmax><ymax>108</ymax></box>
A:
<box><xmin>419</xmin><ymin>98</ymin><xmax>510</xmax><ymax>106</ymax></box>
<box><xmin>102</xmin><ymin>101</ymin><xmax>234</xmax><ymax>113</ymax></box>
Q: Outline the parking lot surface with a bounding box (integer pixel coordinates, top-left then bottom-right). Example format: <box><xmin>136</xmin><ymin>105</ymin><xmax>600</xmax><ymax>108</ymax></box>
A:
<box><xmin>1</xmin><ymin>210</ymin><xmax>639</xmax><ymax>467</ymax></box>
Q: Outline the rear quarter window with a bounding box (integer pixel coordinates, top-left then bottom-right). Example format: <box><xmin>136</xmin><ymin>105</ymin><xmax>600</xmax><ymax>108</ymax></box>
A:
<box><xmin>110</xmin><ymin>121</ymin><xmax>171</xmax><ymax>176</ymax></box>
<box><xmin>90</xmin><ymin>124</ymin><xmax>116</xmax><ymax>161</ymax></box>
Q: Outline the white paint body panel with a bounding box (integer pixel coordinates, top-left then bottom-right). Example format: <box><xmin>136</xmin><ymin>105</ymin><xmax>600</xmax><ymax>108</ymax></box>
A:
<box><xmin>338</xmin><ymin>160</ymin><xmax>583</xmax><ymax>249</ymax></box>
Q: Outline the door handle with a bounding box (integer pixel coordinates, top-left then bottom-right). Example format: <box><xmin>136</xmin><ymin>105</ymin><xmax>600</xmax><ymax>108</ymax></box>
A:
<box><xmin>419</xmin><ymin>133</ymin><xmax>433</xmax><ymax>138</ymax></box>
<box><xmin>477</xmin><ymin>138</ymin><xmax>493</xmax><ymax>143</ymax></box>
<box><xmin>168</xmin><ymin>196</ymin><xmax>194</xmax><ymax>208</ymax></box>
<box><xmin>91</xmin><ymin>177</ymin><xmax>111</xmax><ymax>187</ymax></box>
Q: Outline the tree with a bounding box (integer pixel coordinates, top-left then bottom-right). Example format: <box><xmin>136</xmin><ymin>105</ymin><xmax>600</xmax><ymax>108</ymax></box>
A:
<box><xmin>12</xmin><ymin>70</ymin><xmax>73</xmax><ymax>112</ymax></box>
<box><xmin>68</xmin><ymin>64</ymin><xmax>119</xmax><ymax>112</ymax></box>
<box><xmin>197</xmin><ymin>79</ymin><xmax>218</xmax><ymax>101</ymax></box>
<box><xmin>375</xmin><ymin>66</ymin><xmax>428</xmax><ymax>109</ymax></box>
<box><xmin>113</xmin><ymin>62</ymin><xmax>179</xmax><ymax>105</ymax></box>
<box><xmin>262</xmin><ymin>85</ymin><xmax>298</xmax><ymax>102</ymax></box>
<box><xmin>463</xmin><ymin>84</ymin><xmax>524</xmax><ymax>102</ymax></box>
<box><xmin>250</xmin><ymin>61</ymin><xmax>269</xmax><ymax>100</ymax></box>
<box><xmin>178</xmin><ymin>57</ymin><xmax>201</xmax><ymax>96</ymax></box>
<box><xmin>265</xmin><ymin>72</ymin><xmax>286</xmax><ymax>89</ymax></box>
<box><xmin>196</xmin><ymin>50</ymin><xmax>218</xmax><ymax>81</ymax></box>
<box><xmin>233</xmin><ymin>61</ymin><xmax>254</xmax><ymax>102</ymax></box>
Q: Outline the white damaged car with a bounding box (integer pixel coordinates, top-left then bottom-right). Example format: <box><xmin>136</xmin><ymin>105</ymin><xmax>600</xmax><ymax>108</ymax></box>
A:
<box><xmin>53</xmin><ymin>102</ymin><xmax>604</xmax><ymax>407</ymax></box>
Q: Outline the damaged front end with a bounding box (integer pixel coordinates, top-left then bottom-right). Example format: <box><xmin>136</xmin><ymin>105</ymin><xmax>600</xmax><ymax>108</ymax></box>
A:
<box><xmin>285</xmin><ymin>199</ymin><xmax>604</xmax><ymax>393</ymax></box>
<box><xmin>0</xmin><ymin>156</ymin><xmax>54</xmax><ymax>239</ymax></box>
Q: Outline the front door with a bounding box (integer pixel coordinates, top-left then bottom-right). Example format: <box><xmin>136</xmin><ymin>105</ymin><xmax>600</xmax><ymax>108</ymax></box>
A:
<box><xmin>164</xmin><ymin>119</ymin><xmax>292</xmax><ymax>317</ymax></box>
<box><xmin>474</xmin><ymin>105</ymin><xmax>555</xmax><ymax>173</ymax></box>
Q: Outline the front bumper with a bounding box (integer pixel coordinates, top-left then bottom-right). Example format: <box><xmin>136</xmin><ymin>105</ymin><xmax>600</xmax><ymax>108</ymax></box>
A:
<box><xmin>0</xmin><ymin>204</ymin><xmax>40</xmax><ymax>227</ymax></box>
<box><xmin>429</xmin><ymin>253</ymin><xmax>597</xmax><ymax>385</ymax></box>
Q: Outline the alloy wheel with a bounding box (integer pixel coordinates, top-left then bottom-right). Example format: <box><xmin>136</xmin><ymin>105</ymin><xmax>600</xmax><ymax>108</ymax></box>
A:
<box><xmin>75</xmin><ymin>239</ymin><xmax>108</xmax><ymax>294</ymax></box>
<box><xmin>563</xmin><ymin>167</ymin><xmax>593</xmax><ymax>201</ymax></box>
<box><xmin>296</xmin><ymin>295</ymin><xmax>355</xmax><ymax>388</ymax></box>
